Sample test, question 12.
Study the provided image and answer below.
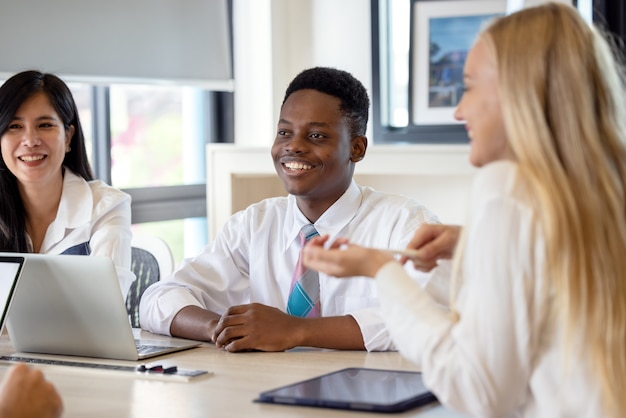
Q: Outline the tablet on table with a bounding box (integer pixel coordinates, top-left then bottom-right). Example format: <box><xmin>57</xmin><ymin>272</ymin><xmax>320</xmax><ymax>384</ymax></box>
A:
<box><xmin>256</xmin><ymin>367</ymin><xmax>438</xmax><ymax>413</ymax></box>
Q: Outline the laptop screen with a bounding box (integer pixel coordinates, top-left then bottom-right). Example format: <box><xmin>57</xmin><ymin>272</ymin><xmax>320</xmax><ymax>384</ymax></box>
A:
<box><xmin>0</xmin><ymin>255</ymin><xmax>24</xmax><ymax>331</ymax></box>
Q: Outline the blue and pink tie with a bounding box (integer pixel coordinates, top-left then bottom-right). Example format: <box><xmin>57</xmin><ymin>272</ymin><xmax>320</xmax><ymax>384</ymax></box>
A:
<box><xmin>286</xmin><ymin>224</ymin><xmax>320</xmax><ymax>318</ymax></box>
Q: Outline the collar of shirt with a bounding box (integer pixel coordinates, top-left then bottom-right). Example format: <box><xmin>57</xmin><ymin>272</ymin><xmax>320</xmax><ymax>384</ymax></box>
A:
<box><xmin>282</xmin><ymin>180</ymin><xmax>363</xmax><ymax>252</ymax></box>
<box><xmin>41</xmin><ymin>168</ymin><xmax>94</xmax><ymax>249</ymax></box>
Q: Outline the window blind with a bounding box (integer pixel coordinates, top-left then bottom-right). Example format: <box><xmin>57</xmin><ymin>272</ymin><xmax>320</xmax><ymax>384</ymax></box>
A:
<box><xmin>0</xmin><ymin>0</ymin><xmax>233</xmax><ymax>90</ymax></box>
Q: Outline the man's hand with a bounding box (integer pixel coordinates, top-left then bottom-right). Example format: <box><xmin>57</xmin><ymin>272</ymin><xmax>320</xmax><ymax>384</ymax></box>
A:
<box><xmin>212</xmin><ymin>303</ymin><xmax>304</xmax><ymax>352</ymax></box>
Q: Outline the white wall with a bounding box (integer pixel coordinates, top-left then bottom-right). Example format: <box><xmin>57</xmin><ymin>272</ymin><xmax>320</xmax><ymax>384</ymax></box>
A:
<box><xmin>233</xmin><ymin>0</ymin><xmax>373</xmax><ymax>146</ymax></box>
<box><xmin>232</xmin><ymin>0</ymin><xmax>275</xmax><ymax>146</ymax></box>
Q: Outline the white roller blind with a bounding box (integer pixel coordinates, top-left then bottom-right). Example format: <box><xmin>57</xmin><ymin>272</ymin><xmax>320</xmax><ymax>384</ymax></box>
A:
<box><xmin>0</xmin><ymin>0</ymin><xmax>233</xmax><ymax>90</ymax></box>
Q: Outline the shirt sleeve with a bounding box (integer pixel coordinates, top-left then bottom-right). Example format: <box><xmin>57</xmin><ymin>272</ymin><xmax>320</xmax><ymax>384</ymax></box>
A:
<box><xmin>422</xmin><ymin>260</ymin><xmax>452</xmax><ymax>307</ymax></box>
<box><xmin>347</xmin><ymin>201</ymin><xmax>443</xmax><ymax>352</ymax></box>
<box><xmin>139</xmin><ymin>215</ymin><xmax>251</xmax><ymax>336</ymax></box>
<box><xmin>348</xmin><ymin>263</ymin><xmax>435</xmax><ymax>352</ymax></box>
<box><xmin>376</xmin><ymin>185</ymin><xmax>536</xmax><ymax>417</ymax></box>
<box><xmin>89</xmin><ymin>192</ymin><xmax>135</xmax><ymax>300</ymax></box>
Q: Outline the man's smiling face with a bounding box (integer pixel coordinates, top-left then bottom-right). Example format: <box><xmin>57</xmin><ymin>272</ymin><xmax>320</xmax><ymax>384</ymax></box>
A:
<box><xmin>271</xmin><ymin>89</ymin><xmax>358</xmax><ymax>215</ymax></box>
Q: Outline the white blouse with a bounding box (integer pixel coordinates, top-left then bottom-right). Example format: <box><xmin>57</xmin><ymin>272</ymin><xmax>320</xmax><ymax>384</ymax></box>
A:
<box><xmin>377</xmin><ymin>161</ymin><xmax>602</xmax><ymax>418</ymax></box>
<box><xmin>30</xmin><ymin>169</ymin><xmax>135</xmax><ymax>299</ymax></box>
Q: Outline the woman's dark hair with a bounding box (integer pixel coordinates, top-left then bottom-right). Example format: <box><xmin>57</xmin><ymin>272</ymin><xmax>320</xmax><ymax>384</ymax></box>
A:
<box><xmin>282</xmin><ymin>67</ymin><xmax>370</xmax><ymax>138</ymax></box>
<box><xmin>0</xmin><ymin>70</ymin><xmax>94</xmax><ymax>251</ymax></box>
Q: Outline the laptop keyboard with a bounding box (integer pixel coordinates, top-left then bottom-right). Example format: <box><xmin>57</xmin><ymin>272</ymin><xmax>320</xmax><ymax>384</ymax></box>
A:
<box><xmin>134</xmin><ymin>340</ymin><xmax>171</xmax><ymax>356</ymax></box>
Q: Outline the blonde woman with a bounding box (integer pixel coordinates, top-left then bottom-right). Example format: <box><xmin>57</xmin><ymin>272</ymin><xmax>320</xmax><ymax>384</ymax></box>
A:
<box><xmin>303</xmin><ymin>3</ymin><xmax>626</xmax><ymax>417</ymax></box>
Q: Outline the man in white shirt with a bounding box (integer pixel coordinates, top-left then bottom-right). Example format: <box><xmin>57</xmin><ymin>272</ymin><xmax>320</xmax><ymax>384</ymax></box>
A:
<box><xmin>139</xmin><ymin>67</ymin><xmax>438</xmax><ymax>352</ymax></box>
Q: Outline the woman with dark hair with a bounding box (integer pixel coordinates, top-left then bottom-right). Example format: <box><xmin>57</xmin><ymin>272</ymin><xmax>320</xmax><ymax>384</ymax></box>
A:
<box><xmin>0</xmin><ymin>70</ymin><xmax>134</xmax><ymax>298</ymax></box>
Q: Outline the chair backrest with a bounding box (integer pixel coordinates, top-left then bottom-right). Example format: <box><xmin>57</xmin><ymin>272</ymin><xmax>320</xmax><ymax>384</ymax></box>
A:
<box><xmin>125</xmin><ymin>233</ymin><xmax>174</xmax><ymax>328</ymax></box>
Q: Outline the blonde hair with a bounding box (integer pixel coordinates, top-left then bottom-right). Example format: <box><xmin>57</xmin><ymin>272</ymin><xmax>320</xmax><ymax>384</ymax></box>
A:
<box><xmin>454</xmin><ymin>3</ymin><xmax>626</xmax><ymax>416</ymax></box>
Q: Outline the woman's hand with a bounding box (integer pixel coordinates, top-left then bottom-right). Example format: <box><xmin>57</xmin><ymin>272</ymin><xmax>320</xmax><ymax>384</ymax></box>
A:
<box><xmin>402</xmin><ymin>224</ymin><xmax>462</xmax><ymax>271</ymax></box>
<box><xmin>303</xmin><ymin>236</ymin><xmax>394</xmax><ymax>278</ymax></box>
<box><xmin>0</xmin><ymin>364</ymin><xmax>63</xmax><ymax>418</ymax></box>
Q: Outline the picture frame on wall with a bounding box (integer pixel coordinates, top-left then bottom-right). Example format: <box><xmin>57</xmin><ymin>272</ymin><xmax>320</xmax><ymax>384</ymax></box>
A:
<box><xmin>411</xmin><ymin>0</ymin><xmax>506</xmax><ymax>125</ymax></box>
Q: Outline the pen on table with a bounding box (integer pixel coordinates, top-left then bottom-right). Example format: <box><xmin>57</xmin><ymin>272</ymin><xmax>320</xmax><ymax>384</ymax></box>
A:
<box><xmin>136</xmin><ymin>364</ymin><xmax>178</xmax><ymax>374</ymax></box>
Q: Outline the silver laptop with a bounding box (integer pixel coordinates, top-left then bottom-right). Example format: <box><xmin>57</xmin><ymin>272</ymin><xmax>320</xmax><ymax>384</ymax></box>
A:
<box><xmin>1</xmin><ymin>252</ymin><xmax>201</xmax><ymax>361</ymax></box>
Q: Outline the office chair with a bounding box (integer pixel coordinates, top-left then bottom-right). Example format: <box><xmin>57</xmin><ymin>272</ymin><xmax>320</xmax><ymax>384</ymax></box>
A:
<box><xmin>126</xmin><ymin>233</ymin><xmax>174</xmax><ymax>328</ymax></box>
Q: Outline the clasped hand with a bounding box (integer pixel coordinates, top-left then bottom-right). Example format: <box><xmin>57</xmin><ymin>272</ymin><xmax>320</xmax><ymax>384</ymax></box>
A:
<box><xmin>211</xmin><ymin>303</ymin><xmax>303</xmax><ymax>352</ymax></box>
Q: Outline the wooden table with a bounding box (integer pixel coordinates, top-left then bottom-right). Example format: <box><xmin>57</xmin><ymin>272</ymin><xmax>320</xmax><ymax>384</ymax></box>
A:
<box><xmin>0</xmin><ymin>330</ymin><xmax>465</xmax><ymax>418</ymax></box>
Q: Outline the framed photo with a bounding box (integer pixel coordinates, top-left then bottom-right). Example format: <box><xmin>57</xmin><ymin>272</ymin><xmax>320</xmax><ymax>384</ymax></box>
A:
<box><xmin>411</xmin><ymin>0</ymin><xmax>506</xmax><ymax>125</ymax></box>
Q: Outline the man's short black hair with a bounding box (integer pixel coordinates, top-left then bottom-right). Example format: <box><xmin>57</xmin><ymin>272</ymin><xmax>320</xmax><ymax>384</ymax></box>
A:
<box><xmin>282</xmin><ymin>67</ymin><xmax>369</xmax><ymax>138</ymax></box>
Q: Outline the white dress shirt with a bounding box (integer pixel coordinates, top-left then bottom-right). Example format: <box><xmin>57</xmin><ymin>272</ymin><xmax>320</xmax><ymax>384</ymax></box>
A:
<box><xmin>28</xmin><ymin>168</ymin><xmax>135</xmax><ymax>299</ymax></box>
<box><xmin>140</xmin><ymin>181</ymin><xmax>438</xmax><ymax>351</ymax></box>
<box><xmin>376</xmin><ymin>161</ymin><xmax>602</xmax><ymax>417</ymax></box>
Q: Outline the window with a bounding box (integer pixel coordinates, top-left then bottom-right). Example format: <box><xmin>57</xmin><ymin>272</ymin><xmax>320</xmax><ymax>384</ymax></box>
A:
<box><xmin>108</xmin><ymin>86</ymin><xmax>233</xmax><ymax>263</ymax></box>
<box><xmin>73</xmin><ymin>83</ymin><xmax>233</xmax><ymax>264</ymax></box>
<box><xmin>371</xmin><ymin>0</ymin><xmax>467</xmax><ymax>144</ymax></box>
<box><xmin>372</xmin><ymin>0</ymin><xmax>624</xmax><ymax>144</ymax></box>
<box><xmin>67</xmin><ymin>83</ymin><xmax>94</xmax><ymax>156</ymax></box>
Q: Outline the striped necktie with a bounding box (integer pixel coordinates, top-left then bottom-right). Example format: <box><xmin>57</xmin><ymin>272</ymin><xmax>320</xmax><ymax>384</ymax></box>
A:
<box><xmin>286</xmin><ymin>224</ymin><xmax>320</xmax><ymax>317</ymax></box>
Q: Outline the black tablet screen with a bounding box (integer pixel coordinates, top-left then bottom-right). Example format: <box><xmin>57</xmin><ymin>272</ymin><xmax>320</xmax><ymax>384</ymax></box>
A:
<box><xmin>257</xmin><ymin>367</ymin><xmax>438</xmax><ymax>413</ymax></box>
